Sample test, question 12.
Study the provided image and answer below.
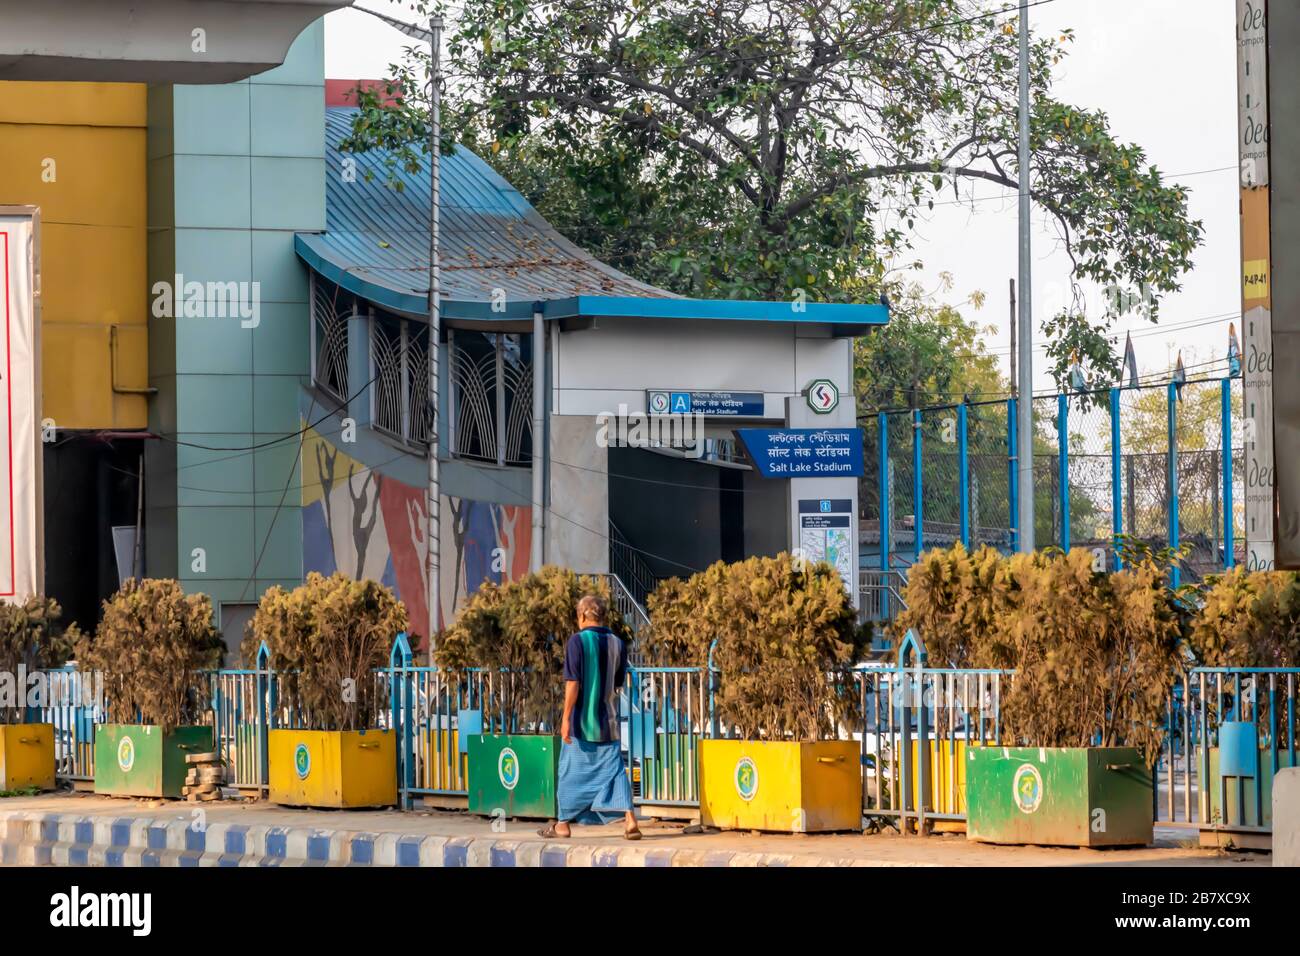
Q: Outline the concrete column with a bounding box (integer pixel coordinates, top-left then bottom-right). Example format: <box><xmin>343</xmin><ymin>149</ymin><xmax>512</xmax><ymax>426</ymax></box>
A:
<box><xmin>546</xmin><ymin>415</ymin><xmax>607</xmax><ymax>573</ymax></box>
<box><xmin>1275</xmin><ymin>767</ymin><xmax>1300</xmax><ymax>866</ymax></box>
<box><xmin>531</xmin><ymin>311</ymin><xmax>545</xmax><ymax>572</ymax></box>
<box><xmin>347</xmin><ymin>306</ymin><xmax>371</xmax><ymax>426</ymax></box>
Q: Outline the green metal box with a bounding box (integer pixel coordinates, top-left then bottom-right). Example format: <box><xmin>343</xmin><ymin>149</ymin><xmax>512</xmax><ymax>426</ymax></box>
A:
<box><xmin>93</xmin><ymin>724</ymin><xmax>214</xmax><ymax>798</ymax></box>
<box><xmin>467</xmin><ymin>734</ymin><xmax>558</xmax><ymax>819</ymax></box>
<box><xmin>967</xmin><ymin>746</ymin><xmax>1152</xmax><ymax>847</ymax></box>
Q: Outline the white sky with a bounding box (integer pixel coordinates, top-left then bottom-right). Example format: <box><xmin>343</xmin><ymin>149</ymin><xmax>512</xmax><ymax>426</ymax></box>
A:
<box><xmin>324</xmin><ymin>0</ymin><xmax>1241</xmax><ymax>391</ymax></box>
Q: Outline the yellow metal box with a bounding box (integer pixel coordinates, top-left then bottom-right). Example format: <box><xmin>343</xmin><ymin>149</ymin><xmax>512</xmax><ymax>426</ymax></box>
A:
<box><xmin>268</xmin><ymin>728</ymin><xmax>397</xmax><ymax>808</ymax></box>
<box><xmin>0</xmin><ymin>723</ymin><xmax>56</xmax><ymax>791</ymax></box>
<box><xmin>699</xmin><ymin>739</ymin><xmax>861</xmax><ymax>832</ymax></box>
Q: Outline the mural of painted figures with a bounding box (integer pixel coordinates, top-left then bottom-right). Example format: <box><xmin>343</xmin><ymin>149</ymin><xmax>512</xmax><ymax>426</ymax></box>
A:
<box><xmin>300</xmin><ymin>425</ymin><xmax>532</xmax><ymax>646</ymax></box>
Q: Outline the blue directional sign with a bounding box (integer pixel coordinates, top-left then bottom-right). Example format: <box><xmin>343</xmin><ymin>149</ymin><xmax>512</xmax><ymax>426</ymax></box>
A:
<box><xmin>647</xmin><ymin>390</ymin><xmax>764</xmax><ymax>417</ymax></box>
<box><xmin>735</xmin><ymin>428</ymin><xmax>864</xmax><ymax>478</ymax></box>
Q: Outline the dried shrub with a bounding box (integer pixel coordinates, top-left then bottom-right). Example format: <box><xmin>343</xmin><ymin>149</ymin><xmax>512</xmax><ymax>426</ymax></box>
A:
<box><xmin>644</xmin><ymin>554</ymin><xmax>870</xmax><ymax>741</ymax></box>
<box><xmin>1189</xmin><ymin>567</ymin><xmax>1300</xmax><ymax>667</ymax></box>
<box><xmin>893</xmin><ymin>542</ymin><xmax>1020</xmax><ymax>667</ymax></box>
<box><xmin>74</xmin><ymin>579</ymin><xmax>223</xmax><ymax>732</ymax></box>
<box><xmin>643</xmin><ymin>574</ymin><xmax>708</xmax><ymax>666</ymax></box>
<box><xmin>249</xmin><ymin>572</ymin><xmax>407</xmax><ymax>731</ymax></box>
<box><xmin>898</xmin><ymin>545</ymin><xmax>1187</xmax><ymax>760</ymax></box>
<box><xmin>0</xmin><ymin>597</ymin><xmax>80</xmax><ymax>724</ymax></box>
<box><xmin>997</xmin><ymin>549</ymin><xmax>1186</xmax><ymax>758</ymax></box>
<box><xmin>435</xmin><ymin>566</ymin><xmax>627</xmax><ymax>729</ymax></box>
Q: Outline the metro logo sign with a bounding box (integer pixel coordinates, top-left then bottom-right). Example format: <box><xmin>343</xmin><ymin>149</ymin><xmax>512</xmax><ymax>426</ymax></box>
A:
<box><xmin>805</xmin><ymin>379</ymin><xmax>839</xmax><ymax>414</ymax></box>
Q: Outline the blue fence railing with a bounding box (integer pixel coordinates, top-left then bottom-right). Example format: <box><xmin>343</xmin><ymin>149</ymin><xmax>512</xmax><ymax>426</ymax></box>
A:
<box><xmin>25</xmin><ymin>634</ymin><xmax>1298</xmax><ymax>837</ymax></box>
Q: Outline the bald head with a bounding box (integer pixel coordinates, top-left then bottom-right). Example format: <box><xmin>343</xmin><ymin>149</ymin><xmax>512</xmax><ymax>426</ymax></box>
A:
<box><xmin>576</xmin><ymin>594</ymin><xmax>608</xmax><ymax>628</ymax></box>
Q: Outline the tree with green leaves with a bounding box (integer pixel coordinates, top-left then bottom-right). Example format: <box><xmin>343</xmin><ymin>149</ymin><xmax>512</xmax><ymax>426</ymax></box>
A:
<box><xmin>344</xmin><ymin>0</ymin><xmax>1202</xmax><ymax>387</ymax></box>
<box><xmin>853</xmin><ymin>275</ymin><xmax>1000</xmax><ymax>410</ymax></box>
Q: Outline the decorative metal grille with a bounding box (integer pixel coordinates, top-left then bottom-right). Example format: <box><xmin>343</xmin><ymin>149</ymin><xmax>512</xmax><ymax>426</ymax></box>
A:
<box><xmin>450</xmin><ymin>343</ymin><xmax>496</xmax><ymax>461</ymax></box>
<box><xmin>371</xmin><ymin>318</ymin><xmax>405</xmax><ymax>438</ymax></box>
<box><xmin>449</xmin><ymin>332</ymin><xmax>532</xmax><ymax>466</ymax></box>
<box><xmin>407</xmin><ymin>325</ymin><xmax>431</xmax><ymax>444</ymax></box>
<box><xmin>312</xmin><ymin>276</ymin><xmax>349</xmax><ymax>400</ymax></box>
<box><xmin>501</xmin><ymin>358</ymin><xmax>532</xmax><ymax>464</ymax></box>
<box><xmin>369</xmin><ymin>312</ymin><xmax>432</xmax><ymax>446</ymax></box>
<box><xmin>368</xmin><ymin>321</ymin><xmax>529</xmax><ymax>462</ymax></box>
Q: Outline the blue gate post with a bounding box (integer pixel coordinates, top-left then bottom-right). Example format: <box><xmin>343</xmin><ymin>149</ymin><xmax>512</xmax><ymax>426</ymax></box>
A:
<box><xmin>878</xmin><ymin>411</ymin><xmax>890</xmax><ymax>615</ymax></box>
<box><xmin>1168</xmin><ymin>382</ymin><xmax>1181</xmax><ymax>588</ymax></box>
<box><xmin>912</xmin><ymin>408</ymin><xmax>923</xmax><ymax>561</ymax></box>
<box><xmin>255</xmin><ymin>641</ymin><xmax>270</xmax><ymax>792</ymax></box>
<box><xmin>958</xmin><ymin>403</ymin><xmax>970</xmax><ymax>547</ymax></box>
<box><xmin>211</xmin><ymin>673</ymin><xmax>226</xmax><ymax>777</ymax></box>
<box><xmin>707</xmin><ymin>639</ymin><xmax>720</xmax><ymax>739</ymax></box>
<box><xmin>1111</xmin><ymin>387</ymin><xmax>1123</xmax><ymax>569</ymax></box>
<box><xmin>389</xmin><ymin>633</ymin><xmax>414</xmax><ymax>808</ymax></box>
<box><xmin>1221</xmin><ymin>377</ymin><xmax>1235</xmax><ymax>569</ymax></box>
<box><xmin>1007</xmin><ymin>397</ymin><xmax>1018</xmax><ymax>552</ymax></box>
<box><xmin>1267</xmin><ymin>675</ymin><xmax>1277</xmax><ymax>826</ymax></box>
<box><xmin>1057</xmin><ymin>393</ymin><xmax>1070</xmax><ymax>551</ymax></box>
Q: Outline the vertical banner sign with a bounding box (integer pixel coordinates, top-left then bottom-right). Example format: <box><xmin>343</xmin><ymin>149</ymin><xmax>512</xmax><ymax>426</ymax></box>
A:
<box><xmin>1238</xmin><ymin>0</ymin><xmax>1275</xmax><ymax>569</ymax></box>
<box><xmin>1267</xmin><ymin>2</ymin><xmax>1300</xmax><ymax>567</ymax></box>
<box><xmin>0</xmin><ymin>212</ymin><xmax>42</xmax><ymax>600</ymax></box>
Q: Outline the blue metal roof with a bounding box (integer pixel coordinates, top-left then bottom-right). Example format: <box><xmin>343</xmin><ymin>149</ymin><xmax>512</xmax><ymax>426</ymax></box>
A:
<box><xmin>296</xmin><ymin>107</ymin><xmax>887</xmax><ymax>329</ymax></box>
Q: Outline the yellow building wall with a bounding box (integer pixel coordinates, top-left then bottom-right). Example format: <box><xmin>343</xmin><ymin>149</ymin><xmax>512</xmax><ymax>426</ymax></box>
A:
<box><xmin>0</xmin><ymin>81</ymin><xmax>149</xmax><ymax>430</ymax></box>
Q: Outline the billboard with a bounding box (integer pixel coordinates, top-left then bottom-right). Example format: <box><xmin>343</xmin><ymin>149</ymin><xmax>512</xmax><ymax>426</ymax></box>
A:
<box><xmin>1238</xmin><ymin>0</ymin><xmax>1276</xmax><ymax>569</ymax></box>
<box><xmin>0</xmin><ymin>210</ymin><xmax>43</xmax><ymax>600</ymax></box>
<box><xmin>1267</xmin><ymin>4</ymin><xmax>1300</xmax><ymax>567</ymax></box>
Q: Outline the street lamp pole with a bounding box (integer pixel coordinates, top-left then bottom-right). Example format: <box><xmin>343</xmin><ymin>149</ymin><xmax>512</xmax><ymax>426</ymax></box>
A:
<box><xmin>1015</xmin><ymin>0</ymin><xmax>1035</xmax><ymax>553</ymax></box>
<box><xmin>426</xmin><ymin>14</ymin><xmax>444</xmax><ymax>644</ymax></box>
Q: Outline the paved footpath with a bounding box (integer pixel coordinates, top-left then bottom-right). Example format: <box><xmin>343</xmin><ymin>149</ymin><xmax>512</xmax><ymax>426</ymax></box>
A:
<box><xmin>0</xmin><ymin>792</ymin><xmax>1267</xmax><ymax>867</ymax></box>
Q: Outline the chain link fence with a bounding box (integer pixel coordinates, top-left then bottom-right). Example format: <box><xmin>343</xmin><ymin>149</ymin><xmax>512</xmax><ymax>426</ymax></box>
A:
<box><xmin>968</xmin><ymin>401</ymin><xmax>1011</xmax><ymax>551</ymax></box>
<box><xmin>860</xmin><ymin>376</ymin><xmax>1245</xmax><ymax>583</ymax></box>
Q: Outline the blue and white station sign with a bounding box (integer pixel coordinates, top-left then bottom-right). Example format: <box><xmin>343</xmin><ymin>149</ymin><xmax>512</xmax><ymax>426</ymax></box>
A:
<box><xmin>735</xmin><ymin>428</ymin><xmax>864</xmax><ymax>478</ymax></box>
<box><xmin>646</xmin><ymin>390</ymin><xmax>765</xmax><ymax>417</ymax></box>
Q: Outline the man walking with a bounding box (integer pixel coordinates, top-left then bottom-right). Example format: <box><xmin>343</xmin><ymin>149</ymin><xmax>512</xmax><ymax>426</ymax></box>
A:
<box><xmin>538</xmin><ymin>594</ymin><xmax>641</xmax><ymax>840</ymax></box>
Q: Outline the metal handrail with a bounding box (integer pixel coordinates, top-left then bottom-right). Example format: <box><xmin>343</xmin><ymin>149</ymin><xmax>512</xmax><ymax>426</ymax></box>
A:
<box><xmin>607</xmin><ymin>519</ymin><xmax>660</xmax><ymax>608</ymax></box>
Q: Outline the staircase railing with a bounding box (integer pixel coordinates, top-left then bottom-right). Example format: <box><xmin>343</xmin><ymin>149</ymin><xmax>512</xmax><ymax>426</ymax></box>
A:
<box><xmin>608</xmin><ymin>519</ymin><xmax>660</xmax><ymax>609</ymax></box>
<box><xmin>859</xmin><ymin>568</ymin><xmax>909</xmax><ymax>626</ymax></box>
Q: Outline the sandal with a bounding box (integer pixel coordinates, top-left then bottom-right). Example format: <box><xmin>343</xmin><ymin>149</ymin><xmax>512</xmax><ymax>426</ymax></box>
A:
<box><xmin>537</xmin><ymin>822</ymin><xmax>570</xmax><ymax>839</ymax></box>
<box><xmin>623</xmin><ymin>826</ymin><xmax>643</xmax><ymax>841</ymax></box>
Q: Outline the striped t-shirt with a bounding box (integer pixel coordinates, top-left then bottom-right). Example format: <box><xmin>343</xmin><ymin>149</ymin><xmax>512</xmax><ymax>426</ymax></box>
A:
<box><xmin>562</xmin><ymin>626</ymin><xmax>627</xmax><ymax>743</ymax></box>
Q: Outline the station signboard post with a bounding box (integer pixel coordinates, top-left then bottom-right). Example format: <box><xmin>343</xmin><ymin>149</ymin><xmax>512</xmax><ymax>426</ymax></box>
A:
<box><xmin>737</xmin><ymin>393</ymin><xmax>863</xmax><ymax>606</ymax></box>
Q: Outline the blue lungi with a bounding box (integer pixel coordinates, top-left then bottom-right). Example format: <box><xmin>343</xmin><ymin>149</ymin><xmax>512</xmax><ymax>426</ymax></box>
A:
<box><xmin>557</xmin><ymin>739</ymin><xmax>633</xmax><ymax>824</ymax></box>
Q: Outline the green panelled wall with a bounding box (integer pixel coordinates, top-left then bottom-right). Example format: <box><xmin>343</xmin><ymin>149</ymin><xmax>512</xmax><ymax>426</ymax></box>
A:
<box><xmin>146</xmin><ymin>22</ymin><xmax>324</xmax><ymax>630</ymax></box>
